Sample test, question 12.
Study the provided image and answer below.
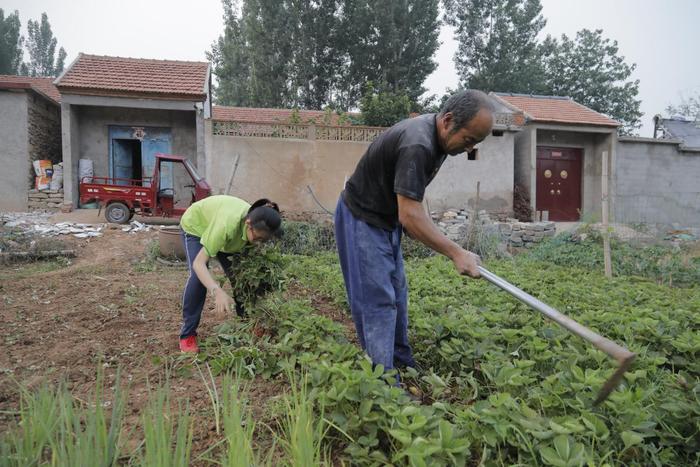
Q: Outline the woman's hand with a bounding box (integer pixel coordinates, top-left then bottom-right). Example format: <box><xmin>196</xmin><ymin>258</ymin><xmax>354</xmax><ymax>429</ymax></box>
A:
<box><xmin>212</xmin><ymin>287</ymin><xmax>235</xmax><ymax>315</ymax></box>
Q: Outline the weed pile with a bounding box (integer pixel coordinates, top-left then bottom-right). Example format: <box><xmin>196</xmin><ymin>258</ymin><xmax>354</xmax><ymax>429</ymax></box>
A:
<box><xmin>0</xmin><ymin>225</ymin><xmax>69</xmax><ymax>264</ymax></box>
<box><xmin>223</xmin><ymin>245</ymin><xmax>287</xmax><ymax>307</ymax></box>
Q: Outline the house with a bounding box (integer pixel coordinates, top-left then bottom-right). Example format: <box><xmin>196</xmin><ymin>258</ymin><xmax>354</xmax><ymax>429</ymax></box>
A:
<box><xmin>653</xmin><ymin>116</ymin><xmax>700</xmax><ymax>148</ymax></box>
<box><xmin>0</xmin><ymin>76</ymin><xmax>62</xmax><ymax>211</ymax></box>
<box><xmin>426</xmin><ymin>96</ymin><xmax>525</xmax><ymax>214</ymax></box>
<box><xmin>54</xmin><ymin>53</ymin><xmax>211</xmax><ymax>208</ymax></box>
<box><xmin>492</xmin><ymin>93</ymin><xmax>619</xmax><ymax>222</ymax></box>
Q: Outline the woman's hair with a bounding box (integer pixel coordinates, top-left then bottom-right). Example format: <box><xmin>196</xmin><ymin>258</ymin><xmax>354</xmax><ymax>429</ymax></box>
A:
<box><xmin>246</xmin><ymin>198</ymin><xmax>282</xmax><ymax>237</ymax></box>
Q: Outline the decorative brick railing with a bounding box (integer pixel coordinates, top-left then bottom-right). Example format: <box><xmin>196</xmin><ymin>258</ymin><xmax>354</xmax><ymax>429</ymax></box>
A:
<box><xmin>212</xmin><ymin>121</ymin><xmax>311</xmax><ymax>139</ymax></box>
<box><xmin>212</xmin><ymin>112</ymin><xmax>519</xmax><ymax>142</ymax></box>
<box><xmin>212</xmin><ymin>120</ymin><xmax>386</xmax><ymax>143</ymax></box>
<box><xmin>315</xmin><ymin>125</ymin><xmax>385</xmax><ymax>142</ymax></box>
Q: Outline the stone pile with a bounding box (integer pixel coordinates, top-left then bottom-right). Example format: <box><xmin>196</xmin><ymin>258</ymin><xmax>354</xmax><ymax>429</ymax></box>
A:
<box><xmin>496</xmin><ymin>219</ymin><xmax>556</xmax><ymax>247</ymax></box>
<box><xmin>432</xmin><ymin>208</ymin><xmax>556</xmax><ymax>248</ymax></box>
<box><xmin>27</xmin><ymin>189</ymin><xmax>64</xmax><ymax>212</ymax></box>
<box><xmin>433</xmin><ymin>208</ymin><xmax>498</xmax><ymax>242</ymax></box>
<box><xmin>433</xmin><ymin>208</ymin><xmax>468</xmax><ymax>241</ymax></box>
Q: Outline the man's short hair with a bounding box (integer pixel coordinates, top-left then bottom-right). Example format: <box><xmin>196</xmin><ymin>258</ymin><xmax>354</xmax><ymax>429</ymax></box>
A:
<box><xmin>439</xmin><ymin>90</ymin><xmax>495</xmax><ymax>132</ymax></box>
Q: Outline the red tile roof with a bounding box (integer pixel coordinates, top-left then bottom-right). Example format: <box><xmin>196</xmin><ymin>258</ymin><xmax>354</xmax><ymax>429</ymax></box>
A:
<box><xmin>493</xmin><ymin>93</ymin><xmax>619</xmax><ymax>127</ymax></box>
<box><xmin>55</xmin><ymin>54</ymin><xmax>209</xmax><ymax>100</ymax></box>
<box><xmin>212</xmin><ymin>105</ymin><xmax>358</xmax><ymax>125</ymax></box>
<box><xmin>0</xmin><ymin>75</ymin><xmax>61</xmax><ymax>103</ymax></box>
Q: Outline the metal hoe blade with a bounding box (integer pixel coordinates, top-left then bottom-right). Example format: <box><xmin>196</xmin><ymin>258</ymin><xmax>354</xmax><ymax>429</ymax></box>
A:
<box><xmin>478</xmin><ymin>266</ymin><xmax>636</xmax><ymax>405</ymax></box>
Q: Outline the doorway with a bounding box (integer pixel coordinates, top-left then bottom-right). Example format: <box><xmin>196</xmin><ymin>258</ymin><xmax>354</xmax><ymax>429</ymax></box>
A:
<box><xmin>536</xmin><ymin>146</ymin><xmax>582</xmax><ymax>221</ymax></box>
<box><xmin>112</xmin><ymin>139</ymin><xmax>142</xmax><ymax>185</ymax></box>
<box><xmin>108</xmin><ymin>126</ymin><xmax>172</xmax><ymax>188</ymax></box>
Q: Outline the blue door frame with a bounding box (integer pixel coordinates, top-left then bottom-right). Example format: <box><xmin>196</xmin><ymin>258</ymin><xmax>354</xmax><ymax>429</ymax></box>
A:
<box><xmin>108</xmin><ymin>126</ymin><xmax>173</xmax><ymax>188</ymax></box>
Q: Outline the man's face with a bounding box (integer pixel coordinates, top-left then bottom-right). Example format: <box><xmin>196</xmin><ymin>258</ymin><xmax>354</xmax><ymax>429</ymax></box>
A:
<box><xmin>440</xmin><ymin>109</ymin><xmax>493</xmax><ymax>156</ymax></box>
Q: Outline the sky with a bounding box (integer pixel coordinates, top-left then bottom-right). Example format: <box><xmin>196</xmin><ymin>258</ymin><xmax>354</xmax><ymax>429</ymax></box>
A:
<box><xmin>4</xmin><ymin>0</ymin><xmax>699</xmax><ymax>136</ymax></box>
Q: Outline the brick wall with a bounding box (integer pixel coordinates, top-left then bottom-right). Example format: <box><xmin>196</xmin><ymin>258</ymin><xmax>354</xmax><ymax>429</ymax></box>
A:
<box><xmin>27</xmin><ymin>189</ymin><xmax>64</xmax><ymax>212</ymax></box>
<box><xmin>27</xmin><ymin>93</ymin><xmax>61</xmax><ymax>186</ymax></box>
<box><xmin>615</xmin><ymin>138</ymin><xmax>700</xmax><ymax>227</ymax></box>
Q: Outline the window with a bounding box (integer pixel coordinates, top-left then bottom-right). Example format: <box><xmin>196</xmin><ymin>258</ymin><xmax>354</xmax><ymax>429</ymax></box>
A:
<box><xmin>467</xmin><ymin>149</ymin><xmax>478</xmax><ymax>161</ymax></box>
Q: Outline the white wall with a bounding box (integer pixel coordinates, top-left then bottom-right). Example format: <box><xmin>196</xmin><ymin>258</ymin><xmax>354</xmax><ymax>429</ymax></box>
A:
<box><xmin>0</xmin><ymin>92</ymin><xmax>29</xmax><ymax>211</ymax></box>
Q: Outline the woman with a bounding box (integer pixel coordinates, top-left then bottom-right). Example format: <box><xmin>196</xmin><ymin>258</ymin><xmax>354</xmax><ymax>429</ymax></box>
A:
<box><xmin>178</xmin><ymin>195</ymin><xmax>282</xmax><ymax>353</ymax></box>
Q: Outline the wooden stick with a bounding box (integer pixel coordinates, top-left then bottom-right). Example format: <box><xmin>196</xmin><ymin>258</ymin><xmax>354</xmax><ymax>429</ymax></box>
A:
<box><xmin>1</xmin><ymin>250</ymin><xmax>76</xmax><ymax>260</ymax></box>
<box><xmin>225</xmin><ymin>154</ymin><xmax>241</xmax><ymax>195</ymax></box>
<box><xmin>602</xmin><ymin>150</ymin><xmax>612</xmax><ymax>278</ymax></box>
<box><xmin>467</xmin><ymin>181</ymin><xmax>481</xmax><ymax>249</ymax></box>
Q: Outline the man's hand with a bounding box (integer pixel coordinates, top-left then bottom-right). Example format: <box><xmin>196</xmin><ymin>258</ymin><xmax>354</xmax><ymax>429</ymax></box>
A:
<box><xmin>452</xmin><ymin>248</ymin><xmax>481</xmax><ymax>278</ymax></box>
<box><xmin>213</xmin><ymin>287</ymin><xmax>235</xmax><ymax>315</ymax></box>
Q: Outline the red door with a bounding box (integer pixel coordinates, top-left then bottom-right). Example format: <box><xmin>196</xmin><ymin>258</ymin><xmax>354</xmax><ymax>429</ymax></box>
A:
<box><xmin>536</xmin><ymin>147</ymin><xmax>582</xmax><ymax>221</ymax></box>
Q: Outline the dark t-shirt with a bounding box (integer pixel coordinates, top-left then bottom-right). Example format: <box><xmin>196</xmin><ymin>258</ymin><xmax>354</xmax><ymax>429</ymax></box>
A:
<box><xmin>343</xmin><ymin>114</ymin><xmax>447</xmax><ymax>231</ymax></box>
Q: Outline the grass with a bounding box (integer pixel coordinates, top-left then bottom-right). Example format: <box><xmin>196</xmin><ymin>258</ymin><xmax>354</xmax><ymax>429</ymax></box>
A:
<box><xmin>140</xmin><ymin>388</ymin><xmax>193</xmax><ymax>467</ymax></box>
<box><xmin>0</xmin><ymin>370</ymin><xmax>125</xmax><ymax>467</ymax></box>
<box><xmin>278</xmin><ymin>372</ymin><xmax>329</xmax><ymax>467</ymax></box>
<box><xmin>133</xmin><ymin>239</ymin><xmax>161</xmax><ymax>272</ymax></box>
<box><xmin>219</xmin><ymin>371</ymin><xmax>262</xmax><ymax>467</ymax></box>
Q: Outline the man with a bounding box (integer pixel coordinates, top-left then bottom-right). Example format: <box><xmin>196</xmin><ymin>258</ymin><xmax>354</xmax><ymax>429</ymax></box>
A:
<box><xmin>334</xmin><ymin>89</ymin><xmax>494</xmax><ymax>374</ymax></box>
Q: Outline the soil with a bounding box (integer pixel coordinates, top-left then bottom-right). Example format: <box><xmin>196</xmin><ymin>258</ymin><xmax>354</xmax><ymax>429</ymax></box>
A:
<box><xmin>0</xmin><ymin>227</ymin><xmax>309</xmax><ymax>463</ymax></box>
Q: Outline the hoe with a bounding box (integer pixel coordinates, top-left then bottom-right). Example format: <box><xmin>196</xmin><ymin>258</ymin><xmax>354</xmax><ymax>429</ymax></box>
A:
<box><xmin>478</xmin><ymin>266</ymin><xmax>636</xmax><ymax>405</ymax></box>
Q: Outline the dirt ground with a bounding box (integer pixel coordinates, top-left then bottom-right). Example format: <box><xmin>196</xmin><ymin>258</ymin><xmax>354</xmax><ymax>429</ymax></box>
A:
<box><xmin>0</xmin><ymin>226</ymin><xmax>325</xmax><ymax>461</ymax></box>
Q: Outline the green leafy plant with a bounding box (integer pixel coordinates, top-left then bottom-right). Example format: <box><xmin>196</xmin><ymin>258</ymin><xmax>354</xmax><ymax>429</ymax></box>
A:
<box><xmin>224</xmin><ymin>244</ymin><xmax>287</xmax><ymax>307</ymax></box>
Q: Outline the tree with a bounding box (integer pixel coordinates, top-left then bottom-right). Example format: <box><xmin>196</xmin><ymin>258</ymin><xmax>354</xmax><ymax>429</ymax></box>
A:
<box><xmin>23</xmin><ymin>12</ymin><xmax>66</xmax><ymax>77</ymax></box>
<box><xmin>542</xmin><ymin>29</ymin><xmax>642</xmax><ymax>134</ymax></box>
<box><xmin>666</xmin><ymin>93</ymin><xmax>700</xmax><ymax>120</ymax></box>
<box><xmin>338</xmin><ymin>0</ymin><xmax>440</xmax><ymax>108</ymax></box>
<box><xmin>443</xmin><ymin>0</ymin><xmax>547</xmax><ymax>93</ymax></box>
<box><xmin>287</xmin><ymin>0</ymin><xmax>343</xmax><ymax>109</ymax></box>
<box><xmin>359</xmin><ymin>82</ymin><xmax>411</xmax><ymax>126</ymax></box>
<box><xmin>0</xmin><ymin>9</ymin><xmax>23</xmax><ymax>74</ymax></box>
<box><xmin>209</xmin><ymin>0</ymin><xmax>440</xmax><ymax>111</ymax></box>
<box><xmin>209</xmin><ymin>0</ymin><xmax>299</xmax><ymax>108</ymax></box>
<box><xmin>207</xmin><ymin>0</ymin><xmax>252</xmax><ymax>106</ymax></box>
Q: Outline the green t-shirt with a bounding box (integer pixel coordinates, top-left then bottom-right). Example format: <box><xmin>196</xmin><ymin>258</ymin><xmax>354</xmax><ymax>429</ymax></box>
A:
<box><xmin>180</xmin><ymin>195</ymin><xmax>251</xmax><ymax>257</ymax></box>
